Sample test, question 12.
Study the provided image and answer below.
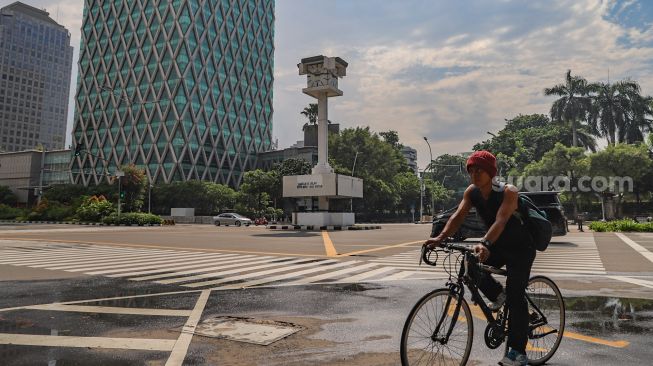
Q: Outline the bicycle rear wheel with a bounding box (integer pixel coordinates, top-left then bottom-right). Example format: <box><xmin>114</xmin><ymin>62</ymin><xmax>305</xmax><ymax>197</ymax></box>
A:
<box><xmin>400</xmin><ymin>289</ymin><xmax>473</xmax><ymax>366</ymax></box>
<box><xmin>525</xmin><ymin>276</ymin><xmax>565</xmax><ymax>365</ymax></box>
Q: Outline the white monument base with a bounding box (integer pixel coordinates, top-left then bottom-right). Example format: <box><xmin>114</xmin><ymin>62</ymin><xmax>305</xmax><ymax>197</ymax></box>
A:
<box><xmin>294</xmin><ymin>212</ymin><xmax>355</xmax><ymax>227</ymax></box>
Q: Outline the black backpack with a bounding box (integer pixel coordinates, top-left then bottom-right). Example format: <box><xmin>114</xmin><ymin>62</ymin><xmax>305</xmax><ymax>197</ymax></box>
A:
<box><xmin>515</xmin><ymin>194</ymin><xmax>552</xmax><ymax>251</ymax></box>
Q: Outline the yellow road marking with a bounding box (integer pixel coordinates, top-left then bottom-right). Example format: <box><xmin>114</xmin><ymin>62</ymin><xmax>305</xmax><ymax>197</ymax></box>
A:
<box><xmin>0</xmin><ymin>237</ymin><xmax>329</xmax><ymax>258</ymax></box>
<box><xmin>466</xmin><ymin>303</ymin><xmax>628</xmax><ymax>348</ymax></box>
<box><xmin>337</xmin><ymin>240</ymin><xmax>422</xmax><ymax>257</ymax></box>
<box><xmin>321</xmin><ymin>231</ymin><xmax>338</xmax><ymax>257</ymax></box>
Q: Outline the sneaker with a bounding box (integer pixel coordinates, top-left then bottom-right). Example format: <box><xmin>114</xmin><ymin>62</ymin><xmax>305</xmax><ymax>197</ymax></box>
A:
<box><xmin>488</xmin><ymin>291</ymin><xmax>506</xmax><ymax>312</ymax></box>
<box><xmin>498</xmin><ymin>349</ymin><xmax>528</xmax><ymax>366</ymax></box>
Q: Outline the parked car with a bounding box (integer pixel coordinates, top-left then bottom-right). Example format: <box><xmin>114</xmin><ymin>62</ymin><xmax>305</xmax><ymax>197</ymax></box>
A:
<box><xmin>431</xmin><ymin>191</ymin><xmax>567</xmax><ymax>240</ymax></box>
<box><xmin>213</xmin><ymin>213</ymin><xmax>252</xmax><ymax>227</ymax></box>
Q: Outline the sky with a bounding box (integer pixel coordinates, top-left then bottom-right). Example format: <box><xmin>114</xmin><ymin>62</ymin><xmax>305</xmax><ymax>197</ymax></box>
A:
<box><xmin>11</xmin><ymin>0</ymin><xmax>653</xmax><ymax>169</ymax></box>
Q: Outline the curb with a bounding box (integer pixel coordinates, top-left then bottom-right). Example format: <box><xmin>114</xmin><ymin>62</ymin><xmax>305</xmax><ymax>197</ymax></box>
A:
<box><xmin>267</xmin><ymin>225</ymin><xmax>382</xmax><ymax>231</ymax></box>
<box><xmin>0</xmin><ymin>220</ymin><xmax>162</xmax><ymax>227</ymax></box>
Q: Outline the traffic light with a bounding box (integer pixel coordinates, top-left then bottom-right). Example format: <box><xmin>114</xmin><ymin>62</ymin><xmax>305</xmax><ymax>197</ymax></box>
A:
<box><xmin>119</xmin><ymin>191</ymin><xmax>125</xmax><ymax>199</ymax></box>
<box><xmin>74</xmin><ymin>144</ymin><xmax>84</xmax><ymax>156</ymax></box>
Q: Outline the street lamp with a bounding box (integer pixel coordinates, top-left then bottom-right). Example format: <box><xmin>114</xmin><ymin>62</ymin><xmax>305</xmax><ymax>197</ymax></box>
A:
<box><xmin>351</xmin><ymin>151</ymin><xmax>360</xmax><ymax>212</ymax></box>
<box><xmin>423</xmin><ymin>137</ymin><xmax>433</xmax><ymax>218</ymax></box>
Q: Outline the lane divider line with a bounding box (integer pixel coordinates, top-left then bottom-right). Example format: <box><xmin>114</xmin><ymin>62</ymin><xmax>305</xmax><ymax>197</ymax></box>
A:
<box><xmin>615</xmin><ymin>233</ymin><xmax>653</xmax><ymax>264</ymax></box>
<box><xmin>165</xmin><ymin>289</ymin><xmax>211</xmax><ymax>366</ymax></box>
<box><xmin>321</xmin><ymin>230</ymin><xmax>338</xmax><ymax>257</ymax></box>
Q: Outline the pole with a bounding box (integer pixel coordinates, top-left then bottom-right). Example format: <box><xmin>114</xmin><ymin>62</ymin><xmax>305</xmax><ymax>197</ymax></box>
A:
<box><xmin>37</xmin><ymin>146</ymin><xmax>45</xmax><ymax>204</ymax></box>
<box><xmin>423</xmin><ymin>137</ymin><xmax>433</xmax><ymax>216</ymax></box>
<box><xmin>419</xmin><ymin>173</ymin><xmax>424</xmax><ymax>223</ymax></box>
<box><xmin>351</xmin><ymin>151</ymin><xmax>359</xmax><ymax>212</ymax></box>
<box><xmin>118</xmin><ymin>176</ymin><xmax>121</xmax><ymax>216</ymax></box>
<box><xmin>148</xmin><ymin>184</ymin><xmax>152</xmax><ymax>214</ymax></box>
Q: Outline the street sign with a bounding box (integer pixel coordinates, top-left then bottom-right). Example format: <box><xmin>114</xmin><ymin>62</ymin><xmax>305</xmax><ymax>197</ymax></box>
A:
<box><xmin>115</xmin><ymin>171</ymin><xmax>125</xmax><ymax>177</ymax></box>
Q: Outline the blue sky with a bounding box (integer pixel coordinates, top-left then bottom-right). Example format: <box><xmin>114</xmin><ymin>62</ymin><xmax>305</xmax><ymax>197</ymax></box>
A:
<box><xmin>19</xmin><ymin>0</ymin><xmax>653</xmax><ymax>168</ymax></box>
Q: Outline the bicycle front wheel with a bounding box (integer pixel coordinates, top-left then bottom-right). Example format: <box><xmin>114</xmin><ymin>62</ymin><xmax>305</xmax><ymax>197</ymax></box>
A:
<box><xmin>525</xmin><ymin>276</ymin><xmax>565</xmax><ymax>365</ymax></box>
<box><xmin>400</xmin><ymin>289</ymin><xmax>473</xmax><ymax>366</ymax></box>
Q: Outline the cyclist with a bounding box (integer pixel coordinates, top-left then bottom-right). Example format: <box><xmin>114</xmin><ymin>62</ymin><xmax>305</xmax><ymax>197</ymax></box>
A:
<box><xmin>425</xmin><ymin>150</ymin><xmax>536</xmax><ymax>366</ymax></box>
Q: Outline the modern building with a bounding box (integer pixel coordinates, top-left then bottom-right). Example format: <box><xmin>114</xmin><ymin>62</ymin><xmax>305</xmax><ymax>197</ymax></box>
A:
<box><xmin>401</xmin><ymin>145</ymin><xmax>418</xmax><ymax>174</ymax></box>
<box><xmin>0</xmin><ymin>2</ymin><xmax>73</xmax><ymax>152</ymax></box>
<box><xmin>0</xmin><ymin>149</ymin><xmax>71</xmax><ymax>205</ymax></box>
<box><xmin>71</xmin><ymin>0</ymin><xmax>275</xmax><ymax>187</ymax></box>
<box><xmin>257</xmin><ymin>145</ymin><xmax>317</xmax><ymax>171</ymax></box>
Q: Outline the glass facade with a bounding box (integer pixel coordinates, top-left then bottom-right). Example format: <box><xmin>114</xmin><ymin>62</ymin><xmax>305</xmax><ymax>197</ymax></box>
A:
<box><xmin>71</xmin><ymin>0</ymin><xmax>275</xmax><ymax>187</ymax></box>
<box><xmin>0</xmin><ymin>3</ymin><xmax>73</xmax><ymax>152</ymax></box>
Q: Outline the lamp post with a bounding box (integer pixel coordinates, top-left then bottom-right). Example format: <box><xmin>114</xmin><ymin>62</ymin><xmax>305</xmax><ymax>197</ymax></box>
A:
<box><xmin>351</xmin><ymin>151</ymin><xmax>360</xmax><ymax>212</ymax></box>
<box><xmin>423</xmin><ymin>137</ymin><xmax>433</xmax><ymax>217</ymax></box>
<box><xmin>148</xmin><ymin>183</ymin><xmax>153</xmax><ymax>214</ymax></box>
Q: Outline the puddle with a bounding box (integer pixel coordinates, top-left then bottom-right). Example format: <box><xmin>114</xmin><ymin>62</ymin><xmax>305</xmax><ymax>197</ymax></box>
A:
<box><xmin>566</xmin><ymin>296</ymin><xmax>653</xmax><ymax>335</ymax></box>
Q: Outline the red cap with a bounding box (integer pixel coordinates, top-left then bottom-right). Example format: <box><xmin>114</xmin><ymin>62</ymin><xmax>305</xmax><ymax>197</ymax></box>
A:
<box><xmin>466</xmin><ymin>150</ymin><xmax>497</xmax><ymax>177</ymax></box>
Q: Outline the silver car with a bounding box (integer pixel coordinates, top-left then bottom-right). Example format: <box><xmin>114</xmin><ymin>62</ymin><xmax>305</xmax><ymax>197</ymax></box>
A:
<box><xmin>213</xmin><ymin>213</ymin><xmax>252</xmax><ymax>227</ymax></box>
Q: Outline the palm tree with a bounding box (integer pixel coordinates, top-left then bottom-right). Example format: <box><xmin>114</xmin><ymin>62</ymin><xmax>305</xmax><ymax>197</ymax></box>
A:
<box><xmin>544</xmin><ymin>70</ymin><xmax>593</xmax><ymax>147</ymax></box>
<box><xmin>619</xmin><ymin>91</ymin><xmax>653</xmax><ymax>144</ymax></box>
<box><xmin>300</xmin><ymin>103</ymin><xmax>318</xmax><ymax>125</ymax></box>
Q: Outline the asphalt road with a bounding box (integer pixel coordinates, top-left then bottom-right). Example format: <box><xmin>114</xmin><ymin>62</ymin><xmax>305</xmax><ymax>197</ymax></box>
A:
<box><xmin>0</xmin><ymin>223</ymin><xmax>651</xmax><ymax>365</ymax></box>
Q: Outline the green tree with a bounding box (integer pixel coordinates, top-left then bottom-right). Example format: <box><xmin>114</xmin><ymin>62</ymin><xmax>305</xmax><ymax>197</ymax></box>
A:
<box><xmin>380</xmin><ymin>130</ymin><xmax>401</xmax><ymax>148</ymax></box>
<box><xmin>423</xmin><ymin>179</ymin><xmax>453</xmax><ymax>214</ymax></box>
<box><xmin>393</xmin><ymin>172</ymin><xmax>420</xmax><ymax>213</ymax></box>
<box><xmin>475</xmin><ymin>114</ymin><xmax>596</xmax><ymax>175</ymax></box>
<box><xmin>119</xmin><ymin>164</ymin><xmax>147</xmax><ymax>212</ymax></box>
<box><xmin>523</xmin><ymin>143</ymin><xmax>588</xmax><ymax>218</ymax></box>
<box><xmin>268</xmin><ymin>158</ymin><xmax>313</xmax><ymax>208</ymax></box>
<box><xmin>0</xmin><ymin>185</ymin><xmax>18</xmax><ymax>206</ymax></box>
<box><xmin>151</xmin><ymin>181</ymin><xmax>237</xmax><ymax>216</ymax></box>
<box><xmin>544</xmin><ymin>70</ymin><xmax>593</xmax><ymax>147</ymax></box>
<box><xmin>589</xmin><ymin>143</ymin><xmax>652</xmax><ymax>218</ymax></box>
<box><xmin>425</xmin><ymin>154</ymin><xmax>467</xmax><ymax>194</ymax></box>
<box><xmin>300</xmin><ymin>103</ymin><xmax>318</xmax><ymax>125</ymax></box>
<box><xmin>205</xmin><ymin>183</ymin><xmax>237</xmax><ymax>213</ymax></box>
<box><xmin>240</xmin><ymin>169</ymin><xmax>276</xmax><ymax>215</ymax></box>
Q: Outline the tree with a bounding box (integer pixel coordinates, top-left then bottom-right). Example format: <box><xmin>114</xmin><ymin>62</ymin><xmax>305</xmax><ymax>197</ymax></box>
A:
<box><xmin>423</xmin><ymin>179</ymin><xmax>453</xmax><ymax>213</ymax></box>
<box><xmin>523</xmin><ymin>143</ymin><xmax>588</xmax><ymax>218</ymax></box>
<box><xmin>380</xmin><ymin>130</ymin><xmax>401</xmax><ymax>149</ymax></box>
<box><xmin>268</xmin><ymin>158</ymin><xmax>313</xmax><ymax>208</ymax></box>
<box><xmin>426</xmin><ymin>154</ymin><xmax>467</xmax><ymax>194</ymax></box>
<box><xmin>119</xmin><ymin>164</ymin><xmax>147</xmax><ymax>212</ymax></box>
<box><xmin>151</xmin><ymin>181</ymin><xmax>236</xmax><ymax>215</ymax></box>
<box><xmin>0</xmin><ymin>185</ymin><xmax>18</xmax><ymax>206</ymax></box>
<box><xmin>474</xmin><ymin>114</ymin><xmax>596</xmax><ymax>175</ymax></box>
<box><xmin>393</xmin><ymin>172</ymin><xmax>420</xmax><ymax>213</ymax></box>
<box><xmin>544</xmin><ymin>70</ymin><xmax>593</xmax><ymax>147</ymax></box>
<box><xmin>300</xmin><ymin>103</ymin><xmax>318</xmax><ymax>125</ymax></box>
<box><xmin>239</xmin><ymin>169</ymin><xmax>276</xmax><ymax>215</ymax></box>
<box><xmin>589</xmin><ymin>143</ymin><xmax>652</xmax><ymax>218</ymax></box>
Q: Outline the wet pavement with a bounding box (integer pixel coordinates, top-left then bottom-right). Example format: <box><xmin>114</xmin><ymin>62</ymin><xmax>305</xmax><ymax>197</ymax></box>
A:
<box><xmin>0</xmin><ymin>274</ymin><xmax>652</xmax><ymax>365</ymax></box>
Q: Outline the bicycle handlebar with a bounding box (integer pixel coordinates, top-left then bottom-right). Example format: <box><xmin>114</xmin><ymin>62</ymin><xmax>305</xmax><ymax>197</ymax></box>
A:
<box><xmin>421</xmin><ymin>239</ymin><xmax>475</xmax><ymax>266</ymax></box>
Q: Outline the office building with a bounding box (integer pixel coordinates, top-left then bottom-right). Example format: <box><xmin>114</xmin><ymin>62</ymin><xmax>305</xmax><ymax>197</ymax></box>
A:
<box><xmin>0</xmin><ymin>2</ymin><xmax>73</xmax><ymax>152</ymax></box>
<box><xmin>71</xmin><ymin>0</ymin><xmax>275</xmax><ymax>187</ymax></box>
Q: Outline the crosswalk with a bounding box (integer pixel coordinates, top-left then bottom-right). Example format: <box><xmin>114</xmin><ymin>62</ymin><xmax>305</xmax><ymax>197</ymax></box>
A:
<box><xmin>369</xmin><ymin>235</ymin><xmax>607</xmax><ymax>277</ymax></box>
<box><xmin>0</xmin><ymin>241</ymin><xmax>422</xmax><ymax>289</ymax></box>
<box><xmin>0</xmin><ymin>235</ymin><xmax>606</xmax><ymax>290</ymax></box>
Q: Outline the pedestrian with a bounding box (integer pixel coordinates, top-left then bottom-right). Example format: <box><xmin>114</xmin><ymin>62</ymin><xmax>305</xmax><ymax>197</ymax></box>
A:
<box><xmin>577</xmin><ymin>213</ymin><xmax>584</xmax><ymax>232</ymax></box>
<box><xmin>424</xmin><ymin>150</ymin><xmax>535</xmax><ymax>366</ymax></box>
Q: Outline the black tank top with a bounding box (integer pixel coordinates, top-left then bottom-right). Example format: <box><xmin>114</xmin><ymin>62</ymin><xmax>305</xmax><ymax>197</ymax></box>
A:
<box><xmin>470</xmin><ymin>182</ymin><xmax>533</xmax><ymax>249</ymax></box>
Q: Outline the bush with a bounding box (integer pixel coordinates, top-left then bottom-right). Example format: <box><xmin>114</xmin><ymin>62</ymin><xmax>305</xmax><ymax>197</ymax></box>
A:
<box><xmin>102</xmin><ymin>212</ymin><xmax>163</xmax><ymax>226</ymax></box>
<box><xmin>76</xmin><ymin>196</ymin><xmax>115</xmax><ymax>222</ymax></box>
<box><xmin>0</xmin><ymin>204</ymin><xmax>25</xmax><ymax>219</ymax></box>
<box><xmin>588</xmin><ymin>219</ymin><xmax>653</xmax><ymax>232</ymax></box>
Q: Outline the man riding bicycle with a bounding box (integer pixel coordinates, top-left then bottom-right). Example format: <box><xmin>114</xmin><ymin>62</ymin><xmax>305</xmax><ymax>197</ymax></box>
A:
<box><xmin>425</xmin><ymin>150</ymin><xmax>536</xmax><ymax>366</ymax></box>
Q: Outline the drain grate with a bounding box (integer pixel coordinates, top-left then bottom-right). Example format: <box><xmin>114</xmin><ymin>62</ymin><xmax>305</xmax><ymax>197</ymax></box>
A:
<box><xmin>193</xmin><ymin>316</ymin><xmax>302</xmax><ymax>345</ymax></box>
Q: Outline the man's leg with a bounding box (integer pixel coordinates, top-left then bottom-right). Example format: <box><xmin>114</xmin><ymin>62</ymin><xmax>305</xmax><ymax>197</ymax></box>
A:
<box><xmin>477</xmin><ymin>250</ymin><xmax>506</xmax><ymax>301</ymax></box>
<box><xmin>505</xmin><ymin>248</ymin><xmax>536</xmax><ymax>354</ymax></box>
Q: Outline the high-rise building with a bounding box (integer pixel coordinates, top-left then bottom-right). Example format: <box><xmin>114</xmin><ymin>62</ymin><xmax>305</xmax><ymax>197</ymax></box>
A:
<box><xmin>71</xmin><ymin>0</ymin><xmax>274</xmax><ymax>187</ymax></box>
<box><xmin>401</xmin><ymin>145</ymin><xmax>418</xmax><ymax>174</ymax></box>
<box><xmin>0</xmin><ymin>2</ymin><xmax>73</xmax><ymax>152</ymax></box>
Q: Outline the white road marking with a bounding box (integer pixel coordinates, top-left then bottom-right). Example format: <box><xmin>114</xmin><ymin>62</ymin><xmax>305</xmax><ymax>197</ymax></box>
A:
<box><xmin>25</xmin><ymin>304</ymin><xmax>193</xmax><ymax>317</ymax></box>
<box><xmin>607</xmin><ymin>276</ymin><xmax>653</xmax><ymax>289</ymax></box>
<box><xmin>91</xmin><ymin>254</ymin><xmax>245</xmax><ymax>275</ymax></box>
<box><xmin>615</xmin><ymin>233</ymin><xmax>653</xmax><ymax>264</ymax></box>
<box><xmin>165</xmin><ymin>289</ymin><xmax>211</xmax><ymax>366</ymax></box>
<box><xmin>282</xmin><ymin>262</ymin><xmax>380</xmax><ymax>286</ymax></box>
<box><xmin>0</xmin><ymin>333</ymin><xmax>175</xmax><ymax>351</ymax></box>
<box><xmin>334</xmin><ymin>267</ymin><xmax>396</xmax><ymax>283</ymax></box>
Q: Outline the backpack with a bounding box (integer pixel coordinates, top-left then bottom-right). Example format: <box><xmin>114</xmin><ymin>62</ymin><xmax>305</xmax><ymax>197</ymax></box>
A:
<box><xmin>515</xmin><ymin>194</ymin><xmax>552</xmax><ymax>251</ymax></box>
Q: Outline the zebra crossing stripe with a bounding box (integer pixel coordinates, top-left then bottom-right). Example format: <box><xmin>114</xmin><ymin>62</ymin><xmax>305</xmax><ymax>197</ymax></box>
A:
<box><xmin>44</xmin><ymin>252</ymin><xmax>212</xmax><ymax>271</ymax></box>
<box><xmin>95</xmin><ymin>254</ymin><xmax>247</xmax><ymax>276</ymax></box>
<box><xmin>335</xmin><ymin>267</ymin><xmax>396</xmax><ymax>283</ymax></box>
<box><xmin>0</xmin><ymin>247</ymin><xmax>162</xmax><ymax>265</ymax></box>
<box><xmin>158</xmin><ymin>257</ymin><xmax>325</xmax><ymax>285</ymax></box>
<box><xmin>281</xmin><ymin>262</ymin><xmax>381</xmax><ymax>286</ymax></box>
<box><xmin>127</xmin><ymin>256</ymin><xmax>293</xmax><ymax>281</ymax></box>
<box><xmin>212</xmin><ymin>261</ymin><xmax>358</xmax><ymax>290</ymax></box>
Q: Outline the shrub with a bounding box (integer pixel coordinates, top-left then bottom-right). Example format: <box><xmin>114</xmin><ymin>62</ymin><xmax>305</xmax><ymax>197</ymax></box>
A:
<box><xmin>588</xmin><ymin>219</ymin><xmax>653</xmax><ymax>232</ymax></box>
<box><xmin>102</xmin><ymin>212</ymin><xmax>162</xmax><ymax>226</ymax></box>
<box><xmin>0</xmin><ymin>204</ymin><xmax>25</xmax><ymax>219</ymax></box>
<box><xmin>76</xmin><ymin>195</ymin><xmax>115</xmax><ymax>222</ymax></box>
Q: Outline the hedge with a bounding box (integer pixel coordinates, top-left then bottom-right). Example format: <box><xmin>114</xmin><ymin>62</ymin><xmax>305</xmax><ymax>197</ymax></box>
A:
<box><xmin>102</xmin><ymin>212</ymin><xmax>163</xmax><ymax>226</ymax></box>
<box><xmin>589</xmin><ymin>219</ymin><xmax>653</xmax><ymax>232</ymax></box>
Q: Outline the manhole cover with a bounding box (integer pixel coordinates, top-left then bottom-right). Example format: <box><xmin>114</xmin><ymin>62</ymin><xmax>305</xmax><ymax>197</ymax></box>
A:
<box><xmin>193</xmin><ymin>316</ymin><xmax>302</xmax><ymax>345</ymax></box>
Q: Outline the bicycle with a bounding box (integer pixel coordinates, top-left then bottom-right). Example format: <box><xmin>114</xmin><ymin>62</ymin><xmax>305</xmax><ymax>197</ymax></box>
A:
<box><xmin>400</xmin><ymin>239</ymin><xmax>565</xmax><ymax>365</ymax></box>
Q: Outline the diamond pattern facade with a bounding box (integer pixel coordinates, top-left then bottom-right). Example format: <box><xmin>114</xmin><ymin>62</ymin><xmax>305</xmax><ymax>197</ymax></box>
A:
<box><xmin>71</xmin><ymin>0</ymin><xmax>274</xmax><ymax>187</ymax></box>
